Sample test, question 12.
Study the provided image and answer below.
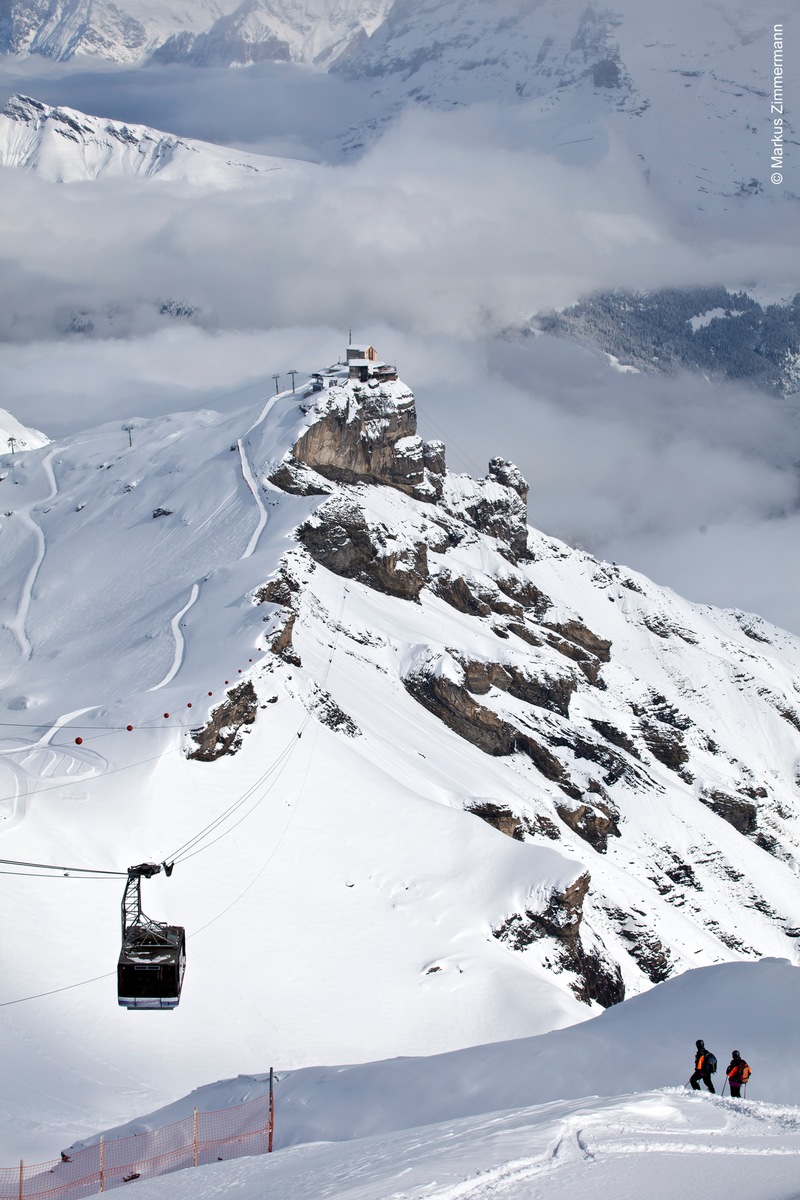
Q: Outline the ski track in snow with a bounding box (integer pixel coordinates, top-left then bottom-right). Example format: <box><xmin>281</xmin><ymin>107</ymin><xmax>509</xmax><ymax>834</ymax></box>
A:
<box><xmin>5</xmin><ymin>450</ymin><xmax>57</xmax><ymax>660</ymax></box>
<box><xmin>0</xmin><ymin>709</ymin><xmax>105</xmax><ymax>831</ymax></box>
<box><xmin>237</xmin><ymin>439</ymin><xmax>267</xmax><ymax>560</ymax></box>
<box><xmin>237</xmin><ymin>392</ymin><xmax>281</xmax><ymax>560</ymax></box>
<box><xmin>148</xmin><ymin>583</ymin><xmax>201</xmax><ymax>692</ymax></box>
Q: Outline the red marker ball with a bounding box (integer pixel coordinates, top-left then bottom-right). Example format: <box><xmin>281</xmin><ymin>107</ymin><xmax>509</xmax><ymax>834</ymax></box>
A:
<box><xmin>75</xmin><ymin>737</ymin><xmax>83</xmax><ymax>745</ymax></box>
<box><xmin>225</xmin><ymin>680</ymin><xmax>229</xmax><ymax>685</ymax></box>
<box><xmin>164</xmin><ymin>712</ymin><xmax>170</xmax><ymax>719</ymax></box>
<box><xmin>208</xmin><ymin>691</ymin><xmax>213</xmax><ymax>696</ymax></box>
<box><xmin>126</xmin><ymin>725</ymin><xmax>133</xmax><ymax>732</ymax></box>
<box><xmin>187</xmin><ymin>702</ymin><xmax>192</xmax><ymax>708</ymax></box>
<box><xmin>238</xmin><ymin>669</ymin><xmax>242</xmax><ymax>674</ymax></box>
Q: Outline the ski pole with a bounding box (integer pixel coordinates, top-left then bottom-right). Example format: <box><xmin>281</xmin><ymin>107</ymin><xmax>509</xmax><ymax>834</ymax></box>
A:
<box><xmin>721</xmin><ymin>1076</ymin><xmax>728</xmax><ymax>1097</ymax></box>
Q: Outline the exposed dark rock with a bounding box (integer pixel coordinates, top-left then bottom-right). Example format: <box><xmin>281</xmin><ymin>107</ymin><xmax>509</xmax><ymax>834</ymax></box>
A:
<box><xmin>430</xmin><ymin>571</ymin><xmax>491</xmax><ymax>616</ymax></box>
<box><xmin>755</xmin><ymin>831</ymin><xmax>782</xmax><ymax>856</ymax></box>
<box><xmin>543</xmin><ymin>620</ymin><xmax>610</xmax><ymax>684</ymax></box>
<box><xmin>310</xmin><ymin>685</ymin><xmax>360</xmax><ymax>737</ymax></box>
<box><xmin>298</xmin><ymin>496</ymin><xmax>428</xmax><ymax>601</ymax></box>
<box><xmin>444</xmin><ymin>465</ymin><xmax>531</xmax><ymax>562</ymax></box>
<box><xmin>664</xmin><ymin>858</ymin><xmax>702</xmax><ymax>890</ymax></box>
<box><xmin>547</xmin><ymin>619</ymin><xmax>611</xmax><ymax>662</ymax></box>
<box><xmin>488</xmin><ymin>457</ymin><xmax>529</xmax><ymax>502</ymax></box>
<box><xmin>188</xmin><ymin>681</ymin><xmax>257</xmax><ymax>761</ymax></box>
<box><xmin>152</xmin><ymin>507</ymin><xmax>172</xmax><ymax>518</ymax></box>
<box><xmin>281</xmin><ymin>383</ymin><xmax>441</xmax><ymax>501</ymax></box>
<box><xmin>495</xmin><ymin>873</ymin><xmax>589</xmax><ymax>950</ymax></box>
<box><xmin>494</xmin><ymin>874</ymin><xmax>625</xmax><ymax>1007</ymax></box>
<box><xmin>739</xmin><ymin>784</ymin><xmax>768</xmax><ymax>800</ymax></box>
<box><xmin>641</xmin><ymin>723</ymin><xmax>689</xmax><ymax>769</ymax></box>
<box><xmin>506</xmin><ymin>621</ymin><xmax>543</xmax><ymax>647</ymax></box>
<box><xmin>555</xmin><ymin>800</ymin><xmax>620</xmax><ymax>852</ymax></box>
<box><xmin>404</xmin><ymin>666</ymin><xmax>566</xmax><ymax>784</ymax></box>
<box><xmin>604</xmin><ymin>906</ymin><xmax>672</xmax><ymax>983</ymax></box>
<box><xmin>494</xmin><ymin>574</ymin><xmax>551</xmax><ymax>618</ymax></box>
<box><xmin>531</xmin><ymin>813</ymin><xmax>562</xmax><ymax>840</ymax></box>
<box><xmin>268</xmin><ymin>461</ymin><xmax>332</xmax><ymax>496</ymax></box>
<box><xmin>466</xmin><ymin>802</ymin><xmax>531</xmax><ymax>841</ymax></box>
<box><xmin>458</xmin><ymin>656</ymin><xmax>576</xmax><ymax>718</ymax></box>
<box><xmin>633</xmin><ymin>693</ymin><xmax>691</xmax><ymax>771</ymax></box>
<box><xmin>423</xmin><ymin>440</ymin><xmax>447</xmax><ymax>477</ymax></box>
<box><xmin>699</xmin><ymin>789</ymin><xmax>758</xmax><ymax>835</ymax></box>
<box><xmin>571</xmin><ymin>948</ymin><xmax>625</xmax><ymax>1007</ymax></box>
<box><xmin>255</xmin><ymin>578</ymin><xmax>294</xmax><ymax>607</ymax></box>
<box><xmin>588</xmin><ymin>719</ymin><xmax>640</xmax><ymax>758</ymax></box>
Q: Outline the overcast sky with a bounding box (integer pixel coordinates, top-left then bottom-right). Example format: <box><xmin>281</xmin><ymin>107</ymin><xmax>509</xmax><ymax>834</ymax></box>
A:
<box><xmin>0</xmin><ymin>50</ymin><xmax>798</xmax><ymax>633</ymax></box>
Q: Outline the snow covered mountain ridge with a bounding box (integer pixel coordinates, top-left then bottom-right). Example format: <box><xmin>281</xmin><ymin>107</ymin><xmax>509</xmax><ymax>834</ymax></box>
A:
<box><xmin>0</xmin><ymin>0</ymin><xmax>391</xmax><ymax>65</ymax></box>
<box><xmin>0</xmin><ymin>94</ymin><xmax>311</xmax><ymax>184</ymax></box>
<box><xmin>1</xmin><ymin>354</ymin><xmax>799</xmax><ymax>1157</ymax></box>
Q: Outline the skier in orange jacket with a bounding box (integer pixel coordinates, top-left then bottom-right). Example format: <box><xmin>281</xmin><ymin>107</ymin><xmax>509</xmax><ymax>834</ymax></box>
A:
<box><xmin>689</xmin><ymin>1039</ymin><xmax>716</xmax><ymax>1092</ymax></box>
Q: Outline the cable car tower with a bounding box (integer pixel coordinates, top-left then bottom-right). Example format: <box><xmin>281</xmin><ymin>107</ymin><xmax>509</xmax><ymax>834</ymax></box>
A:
<box><xmin>117</xmin><ymin>862</ymin><xmax>186</xmax><ymax>1010</ymax></box>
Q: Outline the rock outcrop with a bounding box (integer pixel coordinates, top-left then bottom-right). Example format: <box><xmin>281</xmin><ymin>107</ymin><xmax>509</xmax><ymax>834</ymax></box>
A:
<box><xmin>188</xmin><ymin>681</ymin><xmax>258</xmax><ymax>761</ymax></box>
<box><xmin>274</xmin><ymin>381</ymin><xmax>445</xmax><ymax>501</ymax></box>
<box><xmin>494</xmin><ymin>874</ymin><xmax>625</xmax><ymax>1007</ymax></box>
<box><xmin>298</xmin><ymin>494</ymin><xmax>429</xmax><ymax>601</ymax></box>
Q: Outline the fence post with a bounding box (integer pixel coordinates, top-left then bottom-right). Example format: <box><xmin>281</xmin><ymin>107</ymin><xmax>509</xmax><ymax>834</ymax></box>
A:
<box><xmin>268</xmin><ymin>1068</ymin><xmax>274</xmax><ymax>1154</ymax></box>
<box><xmin>18</xmin><ymin>1160</ymin><xmax>23</xmax><ymax>1200</ymax></box>
<box><xmin>99</xmin><ymin>1137</ymin><xmax>104</xmax><ymax>1193</ymax></box>
<box><xmin>193</xmin><ymin>1109</ymin><xmax>199</xmax><ymax>1168</ymax></box>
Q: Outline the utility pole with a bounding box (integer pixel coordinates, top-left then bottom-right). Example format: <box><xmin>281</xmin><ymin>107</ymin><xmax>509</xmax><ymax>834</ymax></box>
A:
<box><xmin>123</xmin><ymin>424</ymin><xmax>134</xmax><ymax>448</ymax></box>
<box><xmin>287</xmin><ymin>370</ymin><xmax>298</xmax><ymax>394</ymax></box>
<box><xmin>7</xmin><ymin>437</ymin><xmax>17</xmax><ymax>455</ymax></box>
<box><xmin>272</xmin><ymin>373</ymin><xmax>281</xmax><ymax>395</ymax></box>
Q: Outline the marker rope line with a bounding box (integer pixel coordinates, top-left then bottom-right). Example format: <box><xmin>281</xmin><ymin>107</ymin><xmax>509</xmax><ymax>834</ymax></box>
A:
<box><xmin>0</xmin><ymin>584</ymin><xmax>348</xmax><ymax>1008</ymax></box>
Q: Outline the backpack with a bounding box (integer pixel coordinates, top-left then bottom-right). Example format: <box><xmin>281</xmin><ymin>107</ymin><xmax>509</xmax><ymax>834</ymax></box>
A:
<box><xmin>705</xmin><ymin>1052</ymin><xmax>717</xmax><ymax>1074</ymax></box>
<box><xmin>741</xmin><ymin>1063</ymin><xmax>751</xmax><ymax>1082</ymax></box>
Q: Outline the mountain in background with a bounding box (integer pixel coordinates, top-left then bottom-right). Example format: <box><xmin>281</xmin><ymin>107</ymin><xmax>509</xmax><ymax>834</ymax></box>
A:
<box><xmin>534</xmin><ymin>287</ymin><xmax>800</xmax><ymax>396</ymax></box>
<box><xmin>0</xmin><ymin>0</ymin><xmax>391</xmax><ymax>65</ymax></box>
<box><xmin>0</xmin><ymin>0</ymin><xmax>789</xmax><ymax>220</ymax></box>
<box><xmin>1</xmin><ymin>356</ymin><xmax>798</xmax><ymax>1155</ymax></box>
<box><xmin>0</xmin><ymin>93</ymin><xmax>315</xmax><ymax>183</ymax></box>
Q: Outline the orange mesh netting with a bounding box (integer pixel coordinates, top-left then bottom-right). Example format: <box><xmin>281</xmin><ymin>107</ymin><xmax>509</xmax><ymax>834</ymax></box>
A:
<box><xmin>0</xmin><ymin>1092</ymin><xmax>272</xmax><ymax>1199</ymax></box>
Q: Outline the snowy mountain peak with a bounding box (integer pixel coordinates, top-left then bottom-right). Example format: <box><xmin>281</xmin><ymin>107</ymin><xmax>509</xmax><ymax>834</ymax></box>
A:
<box><xmin>1</xmin><ymin>358</ymin><xmax>799</xmax><ymax>1159</ymax></box>
<box><xmin>0</xmin><ymin>94</ymin><xmax>310</xmax><ymax>184</ymax></box>
<box><xmin>0</xmin><ymin>0</ymin><xmax>392</xmax><ymax>63</ymax></box>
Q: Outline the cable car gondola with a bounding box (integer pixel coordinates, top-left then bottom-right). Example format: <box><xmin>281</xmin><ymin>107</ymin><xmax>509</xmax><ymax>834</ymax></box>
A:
<box><xmin>117</xmin><ymin>862</ymin><xmax>185</xmax><ymax>1010</ymax></box>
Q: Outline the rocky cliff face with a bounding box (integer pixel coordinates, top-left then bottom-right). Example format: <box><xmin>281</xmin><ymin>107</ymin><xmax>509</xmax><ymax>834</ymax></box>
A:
<box><xmin>272</xmin><ymin>379</ymin><xmax>445</xmax><ymax>501</ymax></box>
<box><xmin>257</xmin><ymin>368</ymin><xmax>800</xmax><ymax>1010</ymax></box>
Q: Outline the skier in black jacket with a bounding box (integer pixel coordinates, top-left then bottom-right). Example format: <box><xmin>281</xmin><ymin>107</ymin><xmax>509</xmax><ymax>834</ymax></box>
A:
<box><xmin>689</xmin><ymin>1039</ymin><xmax>716</xmax><ymax>1093</ymax></box>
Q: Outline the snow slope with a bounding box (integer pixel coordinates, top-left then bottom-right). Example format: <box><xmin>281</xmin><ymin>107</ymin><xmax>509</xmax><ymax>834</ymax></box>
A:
<box><xmin>0</xmin><ymin>94</ymin><xmax>314</xmax><ymax>184</ymax></box>
<box><xmin>104</xmin><ymin>1091</ymin><xmax>800</xmax><ymax>1200</ymax></box>
<box><xmin>0</xmin><ymin>407</ymin><xmax>49</xmax><ymax>454</ymax></box>
<box><xmin>58</xmin><ymin>958</ymin><xmax>800</xmax><ymax>1200</ymax></box>
<box><xmin>0</xmin><ymin>363</ymin><xmax>798</xmax><ymax>1162</ymax></box>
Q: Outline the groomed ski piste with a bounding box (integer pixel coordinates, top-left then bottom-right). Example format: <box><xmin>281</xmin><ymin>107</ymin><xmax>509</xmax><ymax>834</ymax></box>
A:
<box><xmin>0</xmin><ymin>363</ymin><xmax>799</xmax><ymax>1196</ymax></box>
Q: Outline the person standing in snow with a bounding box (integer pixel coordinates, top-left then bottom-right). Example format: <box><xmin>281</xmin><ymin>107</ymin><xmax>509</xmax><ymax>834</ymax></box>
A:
<box><xmin>726</xmin><ymin>1051</ymin><xmax>751</xmax><ymax>1098</ymax></box>
<box><xmin>689</xmin><ymin>1039</ymin><xmax>716</xmax><ymax>1092</ymax></box>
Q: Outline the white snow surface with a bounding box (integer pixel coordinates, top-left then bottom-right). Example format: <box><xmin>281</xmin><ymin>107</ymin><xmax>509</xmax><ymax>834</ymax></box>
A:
<box><xmin>0</xmin><ymin>368</ymin><xmax>799</xmax><ymax>1170</ymax></box>
<box><xmin>0</xmin><ymin>94</ymin><xmax>314</xmax><ymax>185</ymax></box>
<box><xmin>64</xmin><ymin>958</ymin><xmax>800</xmax><ymax>1199</ymax></box>
<box><xmin>0</xmin><ymin>407</ymin><xmax>49</xmax><ymax>454</ymax></box>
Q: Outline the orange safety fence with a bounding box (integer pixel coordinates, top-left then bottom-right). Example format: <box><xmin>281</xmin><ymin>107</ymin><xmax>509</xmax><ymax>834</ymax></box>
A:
<box><xmin>0</xmin><ymin>1090</ymin><xmax>274</xmax><ymax>1200</ymax></box>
